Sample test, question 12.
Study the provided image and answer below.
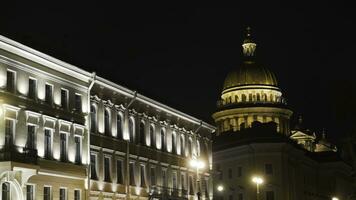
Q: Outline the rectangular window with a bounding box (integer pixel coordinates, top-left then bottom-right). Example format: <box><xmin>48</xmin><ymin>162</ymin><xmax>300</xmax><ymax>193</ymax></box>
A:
<box><xmin>238</xmin><ymin>193</ymin><xmax>243</xmax><ymax>200</ymax></box>
<box><xmin>43</xmin><ymin>186</ymin><xmax>51</xmax><ymax>200</ymax></box>
<box><xmin>266</xmin><ymin>191</ymin><xmax>274</xmax><ymax>200</ymax></box>
<box><xmin>59</xmin><ymin>188</ymin><xmax>67</xmax><ymax>200</ymax></box>
<box><xmin>150</xmin><ymin>167</ymin><xmax>156</xmax><ymax>186</ymax></box>
<box><xmin>6</xmin><ymin>70</ymin><xmax>15</xmax><ymax>92</ymax></box>
<box><xmin>104</xmin><ymin>157</ymin><xmax>111</xmax><ymax>182</ymax></box>
<box><xmin>140</xmin><ymin>165</ymin><xmax>146</xmax><ymax>187</ymax></box>
<box><xmin>172</xmin><ymin>172</ymin><xmax>177</xmax><ymax>189</ymax></box>
<box><xmin>90</xmin><ymin>154</ymin><xmax>98</xmax><ymax>180</ymax></box>
<box><xmin>162</xmin><ymin>169</ymin><xmax>167</xmax><ymax>187</ymax></box>
<box><xmin>44</xmin><ymin>129</ymin><xmax>52</xmax><ymax>159</ymax></box>
<box><xmin>74</xmin><ymin>136</ymin><xmax>81</xmax><ymax>164</ymax></box>
<box><xmin>228</xmin><ymin>168</ymin><xmax>232</xmax><ymax>179</ymax></box>
<box><xmin>129</xmin><ymin>162</ymin><xmax>135</xmax><ymax>186</ymax></box>
<box><xmin>60</xmin><ymin>133</ymin><xmax>67</xmax><ymax>162</ymax></box>
<box><xmin>27</xmin><ymin>125</ymin><xmax>36</xmax><ymax>149</ymax></box>
<box><xmin>5</xmin><ymin>119</ymin><xmax>14</xmax><ymax>148</ymax></box>
<box><xmin>28</xmin><ymin>78</ymin><xmax>37</xmax><ymax>99</ymax></box>
<box><xmin>181</xmin><ymin>174</ymin><xmax>185</xmax><ymax>190</ymax></box>
<box><xmin>75</xmin><ymin>94</ymin><xmax>82</xmax><ymax>112</ymax></box>
<box><xmin>60</xmin><ymin>89</ymin><xmax>68</xmax><ymax>109</ymax></box>
<box><xmin>45</xmin><ymin>84</ymin><xmax>53</xmax><ymax>104</ymax></box>
<box><xmin>189</xmin><ymin>176</ymin><xmax>194</xmax><ymax>195</ymax></box>
<box><xmin>265</xmin><ymin>164</ymin><xmax>273</xmax><ymax>175</ymax></box>
<box><xmin>74</xmin><ymin>189</ymin><xmax>81</xmax><ymax>200</ymax></box>
<box><xmin>237</xmin><ymin>167</ymin><xmax>242</xmax><ymax>177</ymax></box>
<box><xmin>26</xmin><ymin>185</ymin><xmax>34</xmax><ymax>200</ymax></box>
<box><xmin>117</xmin><ymin>160</ymin><xmax>123</xmax><ymax>184</ymax></box>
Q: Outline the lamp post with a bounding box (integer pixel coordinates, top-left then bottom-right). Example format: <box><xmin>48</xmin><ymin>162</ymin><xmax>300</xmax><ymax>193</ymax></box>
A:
<box><xmin>190</xmin><ymin>159</ymin><xmax>205</xmax><ymax>200</ymax></box>
<box><xmin>252</xmin><ymin>176</ymin><xmax>263</xmax><ymax>200</ymax></box>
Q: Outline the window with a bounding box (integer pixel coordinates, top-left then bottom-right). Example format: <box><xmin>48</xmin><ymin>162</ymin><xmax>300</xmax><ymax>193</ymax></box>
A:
<box><xmin>45</xmin><ymin>84</ymin><xmax>53</xmax><ymax>104</ymax></box>
<box><xmin>27</xmin><ymin>125</ymin><xmax>36</xmax><ymax>149</ymax></box>
<box><xmin>90</xmin><ymin>154</ymin><xmax>98</xmax><ymax>180</ymax></box>
<box><xmin>228</xmin><ymin>168</ymin><xmax>232</xmax><ymax>179</ymax></box>
<box><xmin>160</xmin><ymin>128</ymin><xmax>165</xmax><ymax>151</ymax></box>
<box><xmin>104</xmin><ymin>109</ymin><xmax>111</xmax><ymax>136</ymax></box>
<box><xmin>60</xmin><ymin>89</ymin><xmax>68</xmax><ymax>109</ymax></box>
<box><xmin>75</xmin><ymin>136</ymin><xmax>81</xmax><ymax>164</ymax></box>
<box><xmin>149</xmin><ymin>125</ymin><xmax>155</xmax><ymax>147</ymax></box>
<box><xmin>172</xmin><ymin>172</ymin><xmax>177</xmax><ymax>189</ymax></box>
<box><xmin>44</xmin><ymin>129</ymin><xmax>52</xmax><ymax>159</ymax></box>
<box><xmin>5</xmin><ymin>119</ymin><xmax>14</xmax><ymax>148</ymax></box>
<box><xmin>26</xmin><ymin>185</ymin><xmax>34</xmax><ymax>200</ymax></box>
<box><xmin>162</xmin><ymin>169</ymin><xmax>167</xmax><ymax>187</ymax></box>
<box><xmin>139</xmin><ymin>122</ymin><xmax>145</xmax><ymax>145</ymax></box>
<box><xmin>2</xmin><ymin>182</ymin><xmax>10</xmax><ymax>200</ymax></box>
<box><xmin>189</xmin><ymin>176</ymin><xmax>194</xmax><ymax>195</ymax></box>
<box><xmin>59</xmin><ymin>188</ymin><xmax>67</xmax><ymax>200</ymax></box>
<box><xmin>181</xmin><ymin>174</ymin><xmax>185</xmax><ymax>190</ymax></box>
<box><xmin>150</xmin><ymin>167</ymin><xmax>156</xmax><ymax>185</ymax></box>
<box><xmin>60</xmin><ymin>133</ymin><xmax>67</xmax><ymax>162</ymax></box>
<box><xmin>90</xmin><ymin>105</ymin><xmax>97</xmax><ymax>133</ymax></box>
<box><xmin>172</xmin><ymin>132</ymin><xmax>177</xmax><ymax>154</ymax></box>
<box><xmin>28</xmin><ymin>78</ymin><xmax>37</xmax><ymax>99</ymax></box>
<box><xmin>265</xmin><ymin>164</ymin><xmax>273</xmax><ymax>175</ymax></box>
<box><xmin>238</xmin><ymin>193</ymin><xmax>243</xmax><ymax>200</ymax></box>
<box><xmin>74</xmin><ymin>189</ymin><xmax>81</xmax><ymax>200</ymax></box>
<box><xmin>140</xmin><ymin>165</ymin><xmax>146</xmax><ymax>187</ymax></box>
<box><xmin>104</xmin><ymin>157</ymin><xmax>111</xmax><ymax>182</ymax></box>
<box><xmin>117</xmin><ymin>114</ymin><xmax>123</xmax><ymax>139</ymax></box>
<box><xmin>74</xmin><ymin>94</ymin><xmax>82</xmax><ymax>112</ymax></box>
<box><xmin>117</xmin><ymin>160</ymin><xmax>123</xmax><ymax>184</ymax></box>
<box><xmin>266</xmin><ymin>191</ymin><xmax>274</xmax><ymax>200</ymax></box>
<box><xmin>6</xmin><ymin>70</ymin><xmax>15</xmax><ymax>92</ymax></box>
<box><xmin>237</xmin><ymin>167</ymin><xmax>242</xmax><ymax>177</ymax></box>
<box><xmin>43</xmin><ymin>186</ymin><xmax>51</xmax><ymax>200</ymax></box>
<box><xmin>129</xmin><ymin>162</ymin><xmax>135</xmax><ymax>186</ymax></box>
<box><xmin>180</xmin><ymin>135</ymin><xmax>185</xmax><ymax>156</ymax></box>
<box><xmin>129</xmin><ymin>118</ymin><xmax>134</xmax><ymax>142</ymax></box>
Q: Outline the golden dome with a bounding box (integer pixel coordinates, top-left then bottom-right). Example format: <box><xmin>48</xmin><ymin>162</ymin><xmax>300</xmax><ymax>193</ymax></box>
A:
<box><xmin>223</xmin><ymin>61</ymin><xmax>278</xmax><ymax>91</ymax></box>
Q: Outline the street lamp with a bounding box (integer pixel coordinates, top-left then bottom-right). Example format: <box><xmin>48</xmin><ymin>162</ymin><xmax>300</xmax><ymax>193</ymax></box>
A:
<box><xmin>332</xmin><ymin>197</ymin><xmax>339</xmax><ymax>200</ymax></box>
<box><xmin>217</xmin><ymin>185</ymin><xmax>224</xmax><ymax>192</ymax></box>
<box><xmin>190</xmin><ymin>159</ymin><xmax>205</xmax><ymax>200</ymax></box>
<box><xmin>252</xmin><ymin>176</ymin><xmax>263</xmax><ymax>200</ymax></box>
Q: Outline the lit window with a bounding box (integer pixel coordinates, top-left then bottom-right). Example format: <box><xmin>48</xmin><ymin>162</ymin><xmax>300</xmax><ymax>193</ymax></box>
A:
<box><xmin>6</xmin><ymin>70</ymin><xmax>15</xmax><ymax>92</ymax></box>
<box><xmin>26</xmin><ymin>185</ymin><xmax>34</xmax><ymax>200</ymax></box>
<box><xmin>28</xmin><ymin>78</ymin><xmax>37</xmax><ymax>99</ymax></box>
<box><xmin>104</xmin><ymin>157</ymin><xmax>111</xmax><ymax>182</ymax></box>
<box><xmin>44</xmin><ymin>129</ymin><xmax>52</xmax><ymax>159</ymax></box>
<box><xmin>27</xmin><ymin>125</ymin><xmax>36</xmax><ymax>150</ymax></box>
<box><xmin>90</xmin><ymin>154</ymin><xmax>98</xmax><ymax>180</ymax></box>
<box><xmin>60</xmin><ymin>89</ymin><xmax>68</xmax><ymax>109</ymax></box>
<box><xmin>75</xmin><ymin>136</ymin><xmax>81</xmax><ymax>164</ymax></box>
<box><xmin>60</xmin><ymin>133</ymin><xmax>67</xmax><ymax>162</ymax></box>
<box><xmin>104</xmin><ymin>109</ymin><xmax>111</xmax><ymax>136</ymax></box>
<box><xmin>59</xmin><ymin>188</ymin><xmax>67</xmax><ymax>200</ymax></box>
<box><xmin>74</xmin><ymin>94</ymin><xmax>82</xmax><ymax>112</ymax></box>
<box><xmin>74</xmin><ymin>189</ymin><xmax>81</xmax><ymax>200</ymax></box>
<box><xmin>117</xmin><ymin>160</ymin><xmax>123</xmax><ymax>184</ymax></box>
<box><xmin>43</xmin><ymin>186</ymin><xmax>51</xmax><ymax>200</ymax></box>
<box><xmin>45</xmin><ymin>84</ymin><xmax>53</xmax><ymax>104</ymax></box>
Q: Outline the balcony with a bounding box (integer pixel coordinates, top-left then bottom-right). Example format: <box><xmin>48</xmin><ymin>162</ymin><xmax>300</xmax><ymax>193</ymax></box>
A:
<box><xmin>149</xmin><ymin>186</ymin><xmax>188</xmax><ymax>200</ymax></box>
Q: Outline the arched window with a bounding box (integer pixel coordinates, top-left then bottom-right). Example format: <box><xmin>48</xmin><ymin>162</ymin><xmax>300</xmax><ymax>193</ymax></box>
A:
<box><xmin>149</xmin><ymin>124</ymin><xmax>155</xmax><ymax>147</ymax></box>
<box><xmin>257</xmin><ymin>93</ymin><xmax>261</xmax><ymax>101</ymax></box>
<box><xmin>241</xmin><ymin>94</ymin><xmax>246</xmax><ymax>102</ymax></box>
<box><xmin>160</xmin><ymin>128</ymin><xmax>166</xmax><ymax>151</ymax></box>
<box><xmin>117</xmin><ymin>113</ymin><xmax>123</xmax><ymax>139</ymax></box>
<box><xmin>263</xmin><ymin>94</ymin><xmax>267</xmax><ymax>101</ymax></box>
<box><xmin>196</xmin><ymin>140</ymin><xmax>201</xmax><ymax>157</ymax></box>
<box><xmin>240</xmin><ymin>122</ymin><xmax>246</xmax><ymax>130</ymax></box>
<box><xmin>139</xmin><ymin>121</ymin><xmax>145</xmax><ymax>145</ymax></box>
<box><xmin>249</xmin><ymin>94</ymin><xmax>253</xmax><ymax>101</ymax></box>
<box><xmin>172</xmin><ymin>131</ymin><xmax>177</xmax><ymax>154</ymax></box>
<box><xmin>129</xmin><ymin>118</ymin><xmax>135</xmax><ymax>142</ymax></box>
<box><xmin>2</xmin><ymin>182</ymin><xmax>10</xmax><ymax>200</ymax></box>
<box><xmin>270</xmin><ymin>94</ymin><xmax>274</xmax><ymax>102</ymax></box>
<box><xmin>104</xmin><ymin>109</ymin><xmax>111</xmax><ymax>136</ymax></box>
<box><xmin>90</xmin><ymin>105</ymin><xmax>97</xmax><ymax>133</ymax></box>
<box><xmin>180</xmin><ymin>134</ymin><xmax>185</xmax><ymax>156</ymax></box>
<box><xmin>188</xmin><ymin>138</ymin><xmax>192</xmax><ymax>157</ymax></box>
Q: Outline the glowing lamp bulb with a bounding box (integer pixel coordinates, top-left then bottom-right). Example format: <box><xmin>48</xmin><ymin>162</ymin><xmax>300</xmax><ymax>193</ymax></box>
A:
<box><xmin>252</xmin><ymin>176</ymin><xmax>263</xmax><ymax>184</ymax></box>
<box><xmin>332</xmin><ymin>197</ymin><xmax>339</xmax><ymax>200</ymax></box>
<box><xmin>217</xmin><ymin>185</ymin><xmax>224</xmax><ymax>192</ymax></box>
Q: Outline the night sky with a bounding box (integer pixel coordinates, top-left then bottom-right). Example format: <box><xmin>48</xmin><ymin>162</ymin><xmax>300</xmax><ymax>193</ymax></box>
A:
<box><xmin>1</xmin><ymin>2</ymin><xmax>356</xmax><ymax>141</ymax></box>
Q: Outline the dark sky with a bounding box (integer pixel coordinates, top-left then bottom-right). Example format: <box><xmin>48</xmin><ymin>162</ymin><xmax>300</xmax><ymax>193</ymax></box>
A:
<box><xmin>1</xmin><ymin>2</ymin><xmax>356</xmax><ymax>141</ymax></box>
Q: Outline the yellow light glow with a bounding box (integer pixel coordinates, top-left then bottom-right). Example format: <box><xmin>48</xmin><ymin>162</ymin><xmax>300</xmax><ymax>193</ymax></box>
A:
<box><xmin>252</xmin><ymin>176</ymin><xmax>263</xmax><ymax>184</ymax></box>
<box><xmin>0</xmin><ymin>105</ymin><xmax>3</xmax><ymax>117</ymax></box>
<box><xmin>217</xmin><ymin>185</ymin><xmax>224</xmax><ymax>192</ymax></box>
<box><xmin>190</xmin><ymin>159</ymin><xmax>205</xmax><ymax>169</ymax></box>
<box><xmin>332</xmin><ymin>197</ymin><xmax>339</xmax><ymax>200</ymax></box>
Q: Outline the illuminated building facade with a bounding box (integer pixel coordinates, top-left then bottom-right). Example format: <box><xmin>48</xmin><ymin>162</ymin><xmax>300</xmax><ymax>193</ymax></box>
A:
<box><xmin>0</xmin><ymin>34</ymin><xmax>215</xmax><ymax>200</ymax></box>
<box><xmin>212</xmin><ymin>29</ymin><xmax>356</xmax><ymax>200</ymax></box>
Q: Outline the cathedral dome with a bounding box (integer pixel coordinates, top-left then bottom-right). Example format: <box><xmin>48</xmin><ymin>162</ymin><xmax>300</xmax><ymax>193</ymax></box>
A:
<box><xmin>223</xmin><ymin>61</ymin><xmax>278</xmax><ymax>90</ymax></box>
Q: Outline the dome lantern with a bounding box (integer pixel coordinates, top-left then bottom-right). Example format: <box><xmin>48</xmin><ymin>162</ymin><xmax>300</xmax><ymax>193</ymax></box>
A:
<box><xmin>242</xmin><ymin>27</ymin><xmax>257</xmax><ymax>57</ymax></box>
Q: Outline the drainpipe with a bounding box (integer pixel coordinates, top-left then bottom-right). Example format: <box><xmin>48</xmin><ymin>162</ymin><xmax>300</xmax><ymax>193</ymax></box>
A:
<box><xmin>125</xmin><ymin>91</ymin><xmax>137</xmax><ymax>200</ymax></box>
<box><xmin>87</xmin><ymin>72</ymin><xmax>96</xmax><ymax>200</ymax></box>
